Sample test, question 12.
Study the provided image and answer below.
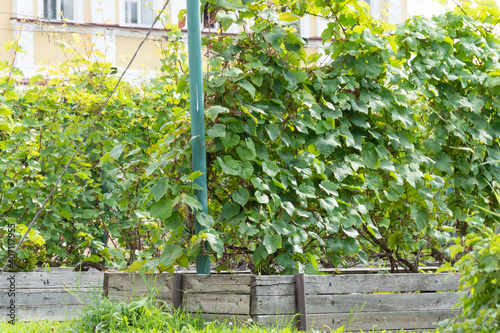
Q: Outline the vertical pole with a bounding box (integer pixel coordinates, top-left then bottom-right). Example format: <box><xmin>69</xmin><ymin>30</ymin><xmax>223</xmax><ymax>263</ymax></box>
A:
<box><xmin>186</xmin><ymin>0</ymin><xmax>210</xmax><ymax>275</ymax></box>
<box><xmin>295</xmin><ymin>273</ymin><xmax>307</xmax><ymax>331</ymax></box>
<box><xmin>100</xmin><ymin>170</ymin><xmax>108</xmax><ymax>253</ymax></box>
<box><xmin>172</xmin><ymin>273</ymin><xmax>183</xmax><ymax>309</ymax></box>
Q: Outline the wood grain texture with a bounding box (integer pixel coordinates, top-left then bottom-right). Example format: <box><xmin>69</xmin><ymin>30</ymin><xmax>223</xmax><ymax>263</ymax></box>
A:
<box><xmin>182</xmin><ymin>274</ymin><xmax>253</xmax><ymax>294</ymax></box>
<box><xmin>305</xmin><ymin>273</ymin><xmax>461</xmax><ymax>294</ymax></box>
<box><xmin>196</xmin><ymin>313</ymin><xmax>253</xmax><ymax>324</ymax></box>
<box><xmin>0</xmin><ymin>304</ymin><xmax>89</xmax><ymax>321</ymax></box>
<box><xmin>106</xmin><ymin>290</ymin><xmax>173</xmax><ymax>304</ymax></box>
<box><xmin>251</xmin><ymin>276</ymin><xmax>295</xmax><ymax>296</ymax></box>
<box><xmin>0</xmin><ymin>272</ymin><xmax>104</xmax><ymax>322</ymax></box>
<box><xmin>321</xmin><ymin>266</ymin><xmax>439</xmax><ymax>274</ymax></box>
<box><xmin>0</xmin><ymin>289</ymin><xmax>100</xmax><ymax>306</ymax></box>
<box><xmin>309</xmin><ymin>310</ymin><xmax>460</xmax><ymax>331</ymax></box>
<box><xmin>104</xmin><ymin>273</ymin><xmax>174</xmax><ymax>294</ymax></box>
<box><xmin>0</xmin><ymin>272</ymin><xmax>103</xmax><ymax>289</ymax></box>
<box><xmin>183</xmin><ymin>292</ymin><xmax>251</xmax><ymax>315</ymax></box>
<box><xmin>254</xmin><ymin>310</ymin><xmax>459</xmax><ymax>331</ymax></box>
<box><xmin>252</xmin><ymin>292</ymin><xmax>465</xmax><ymax>315</ymax></box>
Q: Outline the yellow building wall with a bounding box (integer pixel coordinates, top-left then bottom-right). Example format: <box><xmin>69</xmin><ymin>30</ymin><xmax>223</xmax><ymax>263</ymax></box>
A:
<box><xmin>115</xmin><ymin>36</ymin><xmax>165</xmax><ymax>71</ymax></box>
<box><xmin>33</xmin><ymin>31</ymin><xmax>97</xmax><ymax>66</ymax></box>
<box><xmin>115</xmin><ymin>0</ymin><xmax>120</xmax><ymax>25</ymax></box>
<box><xmin>84</xmin><ymin>0</ymin><xmax>91</xmax><ymax>24</ymax></box>
<box><xmin>0</xmin><ymin>2</ymin><xmax>14</xmax><ymax>63</ymax></box>
<box><xmin>309</xmin><ymin>16</ymin><xmax>317</xmax><ymax>38</ymax></box>
<box><xmin>401</xmin><ymin>0</ymin><xmax>408</xmax><ymax>21</ymax></box>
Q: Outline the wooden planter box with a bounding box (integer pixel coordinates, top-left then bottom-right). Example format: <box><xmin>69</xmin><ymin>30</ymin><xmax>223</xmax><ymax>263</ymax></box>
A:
<box><xmin>0</xmin><ymin>269</ymin><xmax>104</xmax><ymax>321</ymax></box>
<box><xmin>104</xmin><ymin>271</ymin><xmax>464</xmax><ymax>332</ymax></box>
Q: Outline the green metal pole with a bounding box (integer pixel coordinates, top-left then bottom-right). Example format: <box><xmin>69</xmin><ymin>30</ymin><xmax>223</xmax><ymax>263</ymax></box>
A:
<box><xmin>186</xmin><ymin>0</ymin><xmax>210</xmax><ymax>275</ymax></box>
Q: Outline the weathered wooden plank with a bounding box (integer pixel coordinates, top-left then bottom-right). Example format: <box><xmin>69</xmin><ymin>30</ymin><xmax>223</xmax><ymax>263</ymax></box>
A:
<box><xmin>251</xmin><ymin>314</ymin><xmax>296</xmax><ymax>329</ymax></box>
<box><xmin>106</xmin><ymin>290</ymin><xmax>173</xmax><ymax>304</ymax></box>
<box><xmin>251</xmin><ymin>294</ymin><xmax>294</xmax><ymax>315</ymax></box>
<box><xmin>251</xmin><ymin>276</ymin><xmax>295</xmax><ymax>296</ymax></box>
<box><xmin>0</xmin><ymin>272</ymin><xmax>104</xmax><ymax>289</ymax></box>
<box><xmin>254</xmin><ymin>310</ymin><xmax>459</xmax><ymax>331</ymax></box>
<box><xmin>183</xmin><ymin>274</ymin><xmax>253</xmax><ymax>294</ymax></box>
<box><xmin>309</xmin><ymin>310</ymin><xmax>460</xmax><ymax>331</ymax></box>
<box><xmin>0</xmin><ymin>304</ymin><xmax>87</xmax><ymax>321</ymax></box>
<box><xmin>305</xmin><ymin>273</ymin><xmax>461</xmax><ymax>294</ymax></box>
<box><xmin>0</xmin><ymin>289</ymin><xmax>101</xmax><ymax>306</ymax></box>
<box><xmin>252</xmin><ymin>276</ymin><xmax>295</xmax><ymax>286</ymax></box>
<box><xmin>183</xmin><ymin>292</ymin><xmax>251</xmax><ymax>315</ymax></box>
<box><xmin>32</xmin><ymin>267</ymin><xmax>76</xmax><ymax>272</ymax></box>
<box><xmin>252</xmin><ymin>292</ymin><xmax>465</xmax><ymax>315</ymax></box>
<box><xmin>196</xmin><ymin>313</ymin><xmax>253</xmax><ymax>324</ymax></box>
<box><xmin>321</xmin><ymin>266</ymin><xmax>439</xmax><ymax>274</ymax></box>
<box><xmin>105</xmin><ymin>273</ymin><xmax>174</xmax><ymax>294</ymax></box>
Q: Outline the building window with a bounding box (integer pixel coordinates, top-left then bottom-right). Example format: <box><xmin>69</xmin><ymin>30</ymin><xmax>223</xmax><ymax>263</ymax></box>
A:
<box><xmin>124</xmin><ymin>0</ymin><xmax>154</xmax><ymax>25</ymax></box>
<box><xmin>43</xmin><ymin>0</ymin><xmax>75</xmax><ymax>20</ymax></box>
<box><xmin>365</xmin><ymin>0</ymin><xmax>380</xmax><ymax>20</ymax></box>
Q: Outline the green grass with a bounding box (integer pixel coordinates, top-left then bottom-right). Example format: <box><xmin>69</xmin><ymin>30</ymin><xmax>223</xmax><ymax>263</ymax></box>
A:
<box><xmin>0</xmin><ymin>319</ymin><xmax>429</xmax><ymax>333</ymax></box>
<box><xmin>0</xmin><ymin>315</ymin><xmax>300</xmax><ymax>333</ymax></box>
<box><xmin>0</xmin><ymin>292</ymin><xmax>301</xmax><ymax>332</ymax></box>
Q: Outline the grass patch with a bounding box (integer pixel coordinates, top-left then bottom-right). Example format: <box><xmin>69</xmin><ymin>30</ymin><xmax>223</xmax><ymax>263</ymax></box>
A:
<box><xmin>0</xmin><ymin>319</ymin><xmax>429</xmax><ymax>333</ymax></box>
<box><xmin>0</xmin><ymin>315</ymin><xmax>299</xmax><ymax>333</ymax></box>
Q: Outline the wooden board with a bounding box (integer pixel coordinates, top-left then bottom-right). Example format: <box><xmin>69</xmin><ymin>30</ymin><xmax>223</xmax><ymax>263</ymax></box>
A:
<box><xmin>0</xmin><ymin>272</ymin><xmax>104</xmax><ymax>289</ymax></box>
<box><xmin>183</xmin><ymin>293</ymin><xmax>251</xmax><ymax>315</ymax></box>
<box><xmin>0</xmin><ymin>272</ymin><xmax>104</xmax><ymax>322</ymax></box>
<box><xmin>252</xmin><ymin>291</ymin><xmax>465</xmax><ymax>315</ymax></box>
<box><xmin>252</xmin><ymin>276</ymin><xmax>295</xmax><ymax>296</ymax></box>
<box><xmin>182</xmin><ymin>274</ymin><xmax>253</xmax><ymax>294</ymax></box>
<box><xmin>252</xmin><ymin>273</ymin><xmax>460</xmax><ymax>296</ymax></box>
<box><xmin>106</xmin><ymin>290</ymin><xmax>173</xmax><ymax>304</ymax></box>
<box><xmin>305</xmin><ymin>273</ymin><xmax>461</xmax><ymax>294</ymax></box>
<box><xmin>251</xmin><ymin>313</ymin><xmax>296</xmax><ymax>329</ymax></box>
<box><xmin>322</xmin><ymin>266</ymin><xmax>439</xmax><ymax>274</ymax></box>
<box><xmin>0</xmin><ymin>304</ymin><xmax>91</xmax><ymax>321</ymax></box>
<box><xmin>0</xmin><ymin>289</ymin><xmax>99</xmax><ymax>306</ymax></box>
<box><xmin>196</xmin><ymin>313</ymin><xmax>253</xmax><ymax>324</ymax></box>
<box><xmin>104</xmin><ymin>273</ymin><xmax>174</xmax><ymax>296</ymax></box>
<box><xmin>254</xmin><ymin>310</ymin><xmax>459</xmax><ymax>331</ymax></box>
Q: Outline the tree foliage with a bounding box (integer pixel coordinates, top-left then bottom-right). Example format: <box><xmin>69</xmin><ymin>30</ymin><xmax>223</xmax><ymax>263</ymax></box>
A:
<box><xmin>0</xmin><ymin>0</ymin><xmax>499</xmax><ymax>275</ymax></box>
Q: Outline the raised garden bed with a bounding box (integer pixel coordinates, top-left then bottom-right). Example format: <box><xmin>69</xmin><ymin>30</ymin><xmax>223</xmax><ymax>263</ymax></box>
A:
<box><xmin>0</xmin><ymin>268</ymin><xmax>104</xmax><ymax>321</ymax></box>
<box><xmin>103</xmin><ymin>270</ymin><xmax>463</xmax><ymax>332</ymax></box>
<box><xmin>0</xmin><ymin>265</ymin><xmax>462</xmax><ymax>331</ymax></box>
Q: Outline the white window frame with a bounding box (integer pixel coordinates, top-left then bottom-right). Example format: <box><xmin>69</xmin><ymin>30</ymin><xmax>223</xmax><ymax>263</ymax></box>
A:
<box><xmin>38</xmin><ymin>0</ymin><xmax>84</xmax><ymax>23</ymax></box>
<box><xmin>169</xmin><ymin>0</ymin><xmax>186</xmax><ymax>26</ymax></box>
<box><xmin>316</xmin><ymin>17</ymin><xmax>328</xmax><ymax>38</ymax></box>
<box><xmin>299</xmin><ymin>15</ymin><xmax>310</xmax><ymax>39</ymax></box>
<box><xmin>120</xmin><ymin>0</ymin><xmax>162</xmax><ymax>28</ymax></box>
<box><xmin>388</xmin><ymin>0</ymin><xmax>402</xmax><ymax>24</ymax></box>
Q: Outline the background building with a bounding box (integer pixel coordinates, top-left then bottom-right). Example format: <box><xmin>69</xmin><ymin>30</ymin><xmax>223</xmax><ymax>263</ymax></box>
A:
<box><xmin>0</xmin><ymin>0</ymin><xmax>408</xmax><ymax>79</ymax></box>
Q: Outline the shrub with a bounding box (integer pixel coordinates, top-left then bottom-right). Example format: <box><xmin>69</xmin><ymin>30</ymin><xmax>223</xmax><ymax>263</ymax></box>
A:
<box><xmin>438</xmin><ymin>184</ymin><xmax>500</xmax><ymax>332</ymax></box>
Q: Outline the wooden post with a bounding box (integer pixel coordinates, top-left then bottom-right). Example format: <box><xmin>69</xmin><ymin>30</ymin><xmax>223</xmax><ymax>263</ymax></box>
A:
<box><xmin>172</xmin><ymin>273</ymin><xmax>183</xmax><ymax>310</ymax></box>
<box><xmin>295</xmin><ymin>273</ymin><xmax>307</xmax><ymax>331</ymax></box>
<box><xmin>103</xmin><ymin>272</ymin><xmax>109</xmax><ymax>296</ymax></box>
